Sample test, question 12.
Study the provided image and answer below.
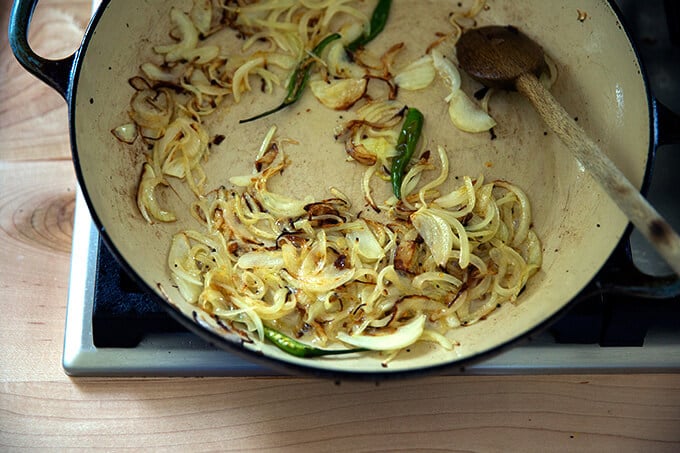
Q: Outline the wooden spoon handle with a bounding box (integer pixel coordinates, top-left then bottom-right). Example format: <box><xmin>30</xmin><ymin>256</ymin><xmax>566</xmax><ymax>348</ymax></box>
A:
<box><xmin>516</xmin><ymin>73</ymin><xmax>680</xmax><ymax>277</ymax></box>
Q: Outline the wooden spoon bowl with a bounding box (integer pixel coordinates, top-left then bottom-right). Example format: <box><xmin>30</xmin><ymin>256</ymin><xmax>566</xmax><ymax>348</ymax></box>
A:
<box><xmin>457</xmin><ymin>25</ymin><xmax>547</xmax><ymax>90</ymax></box>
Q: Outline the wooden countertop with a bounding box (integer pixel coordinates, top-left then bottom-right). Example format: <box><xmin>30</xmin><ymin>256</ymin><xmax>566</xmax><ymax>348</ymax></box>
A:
<box><xmin>1</xmin><ymin>1</ymin><xmax>679</xmax><ymax>450</ymax></box>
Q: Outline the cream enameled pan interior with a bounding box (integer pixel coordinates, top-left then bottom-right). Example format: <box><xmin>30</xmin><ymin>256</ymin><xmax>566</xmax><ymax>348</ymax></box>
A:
<box><xmin>72</xmin><ymin>0</ymin><xmax>650</xmax><ymax>374</ymax></box>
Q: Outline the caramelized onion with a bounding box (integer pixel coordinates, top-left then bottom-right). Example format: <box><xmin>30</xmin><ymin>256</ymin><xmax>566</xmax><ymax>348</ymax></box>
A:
<box><xmin>309</xmin><ymin>77</ymin><xmax>367</xmax><ymax>110</ymax></box>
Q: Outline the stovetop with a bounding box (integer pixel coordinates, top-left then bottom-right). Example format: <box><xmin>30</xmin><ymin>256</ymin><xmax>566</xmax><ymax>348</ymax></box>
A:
<box><xmin>62</xmin><ymin>0</ymin><xmax>680</xmax><ymax>376</ymax></box>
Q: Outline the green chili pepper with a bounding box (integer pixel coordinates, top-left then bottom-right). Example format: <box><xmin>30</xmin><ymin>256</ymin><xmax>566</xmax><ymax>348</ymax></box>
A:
<box><xmin>391</xmin><ymin>107</ymin><xmax>424</xmax><ymax>199</ymax></box>
<box><xmin>240</xmin><ymin>33</ymin><xmax>342</xmax><ymax>124</ymax></box>
<box><xmin>263</xmin><ymin>325</ymin><xmax>365</xmax><ymax>358</ymax></box>
<box><xmin>347</xmin><ymin>0</ymin><xmax>392</xmax><ymax>52</ymax></box>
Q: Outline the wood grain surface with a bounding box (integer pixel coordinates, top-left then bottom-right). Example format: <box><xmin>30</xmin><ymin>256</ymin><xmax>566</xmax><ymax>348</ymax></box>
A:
<box><xmin>1</xmin><ymin>0</ymin><xmax>680</xmax><ymax>451</ymax></box>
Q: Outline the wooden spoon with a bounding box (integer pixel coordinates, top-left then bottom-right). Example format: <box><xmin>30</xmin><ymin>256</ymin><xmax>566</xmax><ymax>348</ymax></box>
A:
<box><xmin>456</xmin><ymin>25</ymin><xmax>680</xmax><ymax>277</ymax></box>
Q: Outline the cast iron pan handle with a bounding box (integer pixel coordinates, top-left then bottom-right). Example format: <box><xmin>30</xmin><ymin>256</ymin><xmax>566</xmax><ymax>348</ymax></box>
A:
<box><xmin>8</xmin><ymin>0</ymin><xmax>78</xmax><ymax>100</ymax></box>
<box><xmin>578</xmin><ymin>99</ymin><xmax>680</xmax><ymax>301</ymax></box>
